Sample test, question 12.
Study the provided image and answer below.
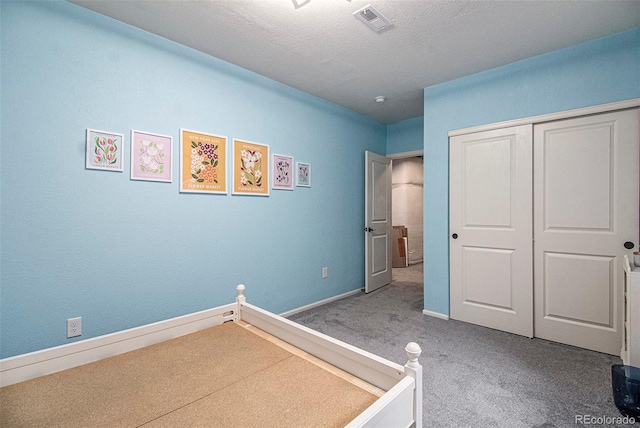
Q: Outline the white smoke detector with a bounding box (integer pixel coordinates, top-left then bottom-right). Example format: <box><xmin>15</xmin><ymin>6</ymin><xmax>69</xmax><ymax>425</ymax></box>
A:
<box><xmin>353</xmin><ymin>5</ymin><xmax>393</xmax><ymax>32</ymax></box>
<box><xmin>375</xmin><ymin>96</ymin><xmax>386</xmax><ymax>103</ymax></box>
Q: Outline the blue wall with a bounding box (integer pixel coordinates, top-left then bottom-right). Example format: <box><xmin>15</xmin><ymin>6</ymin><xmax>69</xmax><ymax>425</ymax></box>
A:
<box><xmin>423</xmin><ymin>28</ymin><xmax>640</xmax><ymax>316</ymax></box>
<box><xmin>387</xmin><ymin>116</ymin><xmax>424</xmax><ymax>155</ymax></box>
<box><xmin>0</xmin><ymin>1</ymin><xmax>386</xmax><ymax>358</ymax></box>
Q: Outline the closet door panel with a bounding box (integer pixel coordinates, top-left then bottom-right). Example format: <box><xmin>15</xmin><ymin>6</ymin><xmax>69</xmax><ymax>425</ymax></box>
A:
<box><xmin>543</xmin><ymin>125</ymin><xmax>612</xmax><ymax>230</ymax></box>
<box><xmin>543</xmin><ymin>252</ymin><xmax>614</xmax><ymax>326</ymax></box>
<box><xmin>450</xmin><ymin>125</ymin><xmax>533</xmax><ymax>337</ymax></box>
<box><xmin>534</xmin><ymin>108</ymin><xmax>639</xmax><ymax>355</ymax></box>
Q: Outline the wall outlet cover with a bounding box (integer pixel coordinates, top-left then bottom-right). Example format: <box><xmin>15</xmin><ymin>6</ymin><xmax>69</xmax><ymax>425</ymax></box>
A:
<box><xmin>67</xmin><ymin>317</ymin><xmax>82</xmax><ymax>338</ymax></box>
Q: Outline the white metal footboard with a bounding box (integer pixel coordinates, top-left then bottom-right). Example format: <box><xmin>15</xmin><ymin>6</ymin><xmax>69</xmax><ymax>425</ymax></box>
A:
<box><xmin>235</xmin><ymin>284</ymin><xmax>423</xmax><ymax>428</ymax></box>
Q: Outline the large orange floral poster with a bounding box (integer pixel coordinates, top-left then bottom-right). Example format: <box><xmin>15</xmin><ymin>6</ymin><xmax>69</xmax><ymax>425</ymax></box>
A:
<box><xmin>233</xmin><ymin>139</ymin><xmax>269</xmax><ymax>196</ymax></box>
<box><xmin>180</xmin><ymin>129</ymin><xmax>227</xmax><ymax>194</ymax></box>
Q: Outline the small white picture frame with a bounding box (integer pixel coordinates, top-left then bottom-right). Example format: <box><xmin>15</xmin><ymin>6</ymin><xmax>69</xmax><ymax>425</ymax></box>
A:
<box><xmin>85</xmin><ymin>129</ymin><xmax>124</xmax><ymax>172</ymax></box>
<box><xmin>272</xmin><ymin>154</ymin><xmax>294</xmax><ymax>191</ymax></box>
<box><xmin>130</xmin><ymin>130</ymin><xmax>173</xmax><ymax>182</ymax></box>
<box><xmin>296</xmin><ymin>162</ymin><xmax>311</xmax><ymax>187</ymax></box>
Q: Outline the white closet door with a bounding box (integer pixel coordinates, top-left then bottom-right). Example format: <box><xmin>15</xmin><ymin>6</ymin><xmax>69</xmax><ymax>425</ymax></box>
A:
<box><xmin>534</xmin><ymin>109</ymin><xmax>639</xmax><ymax>355</ymax></box>
<box><xmin>450</xmin><ymin>125</ymin><xmax>533</xmax><ymax>337</ymax></box>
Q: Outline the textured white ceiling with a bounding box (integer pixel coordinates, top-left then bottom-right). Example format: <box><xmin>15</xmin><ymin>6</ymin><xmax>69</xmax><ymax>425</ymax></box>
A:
<box><xmin>69</xmin><ymin>0</ymin><xmax>640</xmax><ymax>124</ymax></box>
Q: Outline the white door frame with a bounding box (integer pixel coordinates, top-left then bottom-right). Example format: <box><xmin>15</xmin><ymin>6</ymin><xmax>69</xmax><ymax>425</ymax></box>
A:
<box><xmin>390</xmin><ymin>150</ymin><xmax>425</xmax><ymax>267</ymax></box>
<box><xmin>388</xmin><ymin>150</ymin><xmax>424</xmax><ymax>160</ymax></box>
<box><xmin>364</xmin><ymin>150</ymin><xmax>425</xmax><ymax>294</ymax></box>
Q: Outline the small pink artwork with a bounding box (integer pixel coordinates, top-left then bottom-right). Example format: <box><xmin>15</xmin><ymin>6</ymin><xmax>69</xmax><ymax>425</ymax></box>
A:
<box><xmin>272</xmin><ymin>154</ymin><xmax>294</xmax><ymax>190</ymax></box>
<box><xmin>130</xmin><ymin>130</ymin><xmax>172</xmax><ymax>182</ymax></box>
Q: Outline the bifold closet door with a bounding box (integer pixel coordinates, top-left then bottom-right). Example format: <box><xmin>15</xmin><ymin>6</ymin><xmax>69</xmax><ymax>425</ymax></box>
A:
<box><xmin>533</xmin><ymin>109</ymin><xmax>639</xmax><ymax>355</ymax></box>
<box><xmin>450</xmin><ymin>125</ymin><xmax>533</xmax><ymax>338</ymax></box>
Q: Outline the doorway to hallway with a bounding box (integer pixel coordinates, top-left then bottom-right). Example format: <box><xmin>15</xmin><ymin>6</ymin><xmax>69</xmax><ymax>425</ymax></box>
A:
<box><xmin>391</xmin><ymin>155</ymin><xmax>424</xmax><ymax>285</ymax></box>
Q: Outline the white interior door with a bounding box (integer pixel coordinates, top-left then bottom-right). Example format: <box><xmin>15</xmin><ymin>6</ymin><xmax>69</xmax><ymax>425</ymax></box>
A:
<box><xmin>534</xmin><ymin>108</ymin><xmax>639</xmax><ymax>355</ymax></box>
<box><xmin>365</xmin><ymin>151</ymin><xmax>392</xmax><ymax>293</ymax></box>
<box><xmin>450</xmin><ymin>125</ymin><xmax>534</xmax><ymax>337</ymax></box>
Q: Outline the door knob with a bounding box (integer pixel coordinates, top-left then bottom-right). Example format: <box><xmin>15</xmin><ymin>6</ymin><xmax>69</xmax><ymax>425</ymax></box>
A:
<box><xmin>452</xmin><ymin>233</ymin><xmax>458</xmax><ymax>239</ymax></box>
<box><xmin>364</xmin><ymin>227</ymin><xmax>374</xmax><ymax>232</ymax></box>
<box><xmin>624</xmin><ymin>241</ymin><xmax>635</xmax><ymax>249</ymax></box>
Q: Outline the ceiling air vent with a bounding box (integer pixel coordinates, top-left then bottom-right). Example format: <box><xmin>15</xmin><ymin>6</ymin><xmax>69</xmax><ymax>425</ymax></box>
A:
<box><xmin>353</xmin><ymin>5</ymin><xmax>393</xmax><ymax>32</ymax></box>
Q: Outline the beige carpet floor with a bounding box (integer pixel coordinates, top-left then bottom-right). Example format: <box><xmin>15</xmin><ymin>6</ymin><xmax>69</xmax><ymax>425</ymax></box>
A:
<box><xmin>0</xmin><ymin>322</ymin><xmax>379</xmax><ymax>427</ymax></box>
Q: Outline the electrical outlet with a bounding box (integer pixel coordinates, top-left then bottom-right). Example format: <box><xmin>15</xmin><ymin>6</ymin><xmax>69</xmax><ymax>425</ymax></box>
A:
<box><xmin>67</xmin><ymin>317</ymin><xmax>82</xmax><ymax>338</ymax></box>
<box><xmin>322</xmin><ymin>267</ymin><xmax>328</xmax><ymax>279</ymax></box>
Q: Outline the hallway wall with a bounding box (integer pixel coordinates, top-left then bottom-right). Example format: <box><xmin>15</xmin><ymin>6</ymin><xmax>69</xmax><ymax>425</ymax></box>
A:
<box><xmin>392</xmin><ymin>157</ymin><xmax>424</xmax><ymax>265</ymax></box>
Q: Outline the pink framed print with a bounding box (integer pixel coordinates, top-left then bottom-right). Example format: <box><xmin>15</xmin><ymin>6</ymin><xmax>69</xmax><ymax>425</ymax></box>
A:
<box><xmin>86</xmin><ymin>129</ymin><xmax>124</xmax><ymax>172</ymax></box>
<box><xmin>272</xmin><ymin>154</ymin><xmax>294</xmax><ymax>191</ymax></box>
<box><xmin>130</xmin><ymin>130</ymin><xmax>172</xmax><ymax>182</ymax></box>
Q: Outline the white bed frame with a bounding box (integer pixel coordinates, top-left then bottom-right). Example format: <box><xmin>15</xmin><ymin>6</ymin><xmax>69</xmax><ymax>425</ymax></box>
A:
<box><xmin>235</xmin><ymin>285</ymin><xmax>423</xmax><ymax>428</ymax></box>
<box><xmin>0</xmin><ymin>285</ymin><xmax>422</xmax><ymax>428</ymax></box>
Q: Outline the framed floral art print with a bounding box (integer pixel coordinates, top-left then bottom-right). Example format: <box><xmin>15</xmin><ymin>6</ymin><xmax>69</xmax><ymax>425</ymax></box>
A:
<box><xmin>179</xmin><ymin>129</ymin><xmax>227</xmax><ymax>194</ymax></box>
<box><xmin>130</xmin><ymin>130</ymin><xmax>172</xmax><ymax>182</ymax></box>
<box><xmin>272</xmin><ymin>154</ymin><xmax>294</xmax><ymax>191</ymax></box>
<box><xmin>233</xmin><ymin>139</ymin><xmax>269</xmax><ymax>196</ymax></box>
<box><xmin>86</xmin><ymin>129</ymin><xmax>124</xmax><ymax>172</ymax></box>
<box><xmin>296</xmin><ymin>162</ymin><xmax>311</xmax><ymax>187</ymax></box>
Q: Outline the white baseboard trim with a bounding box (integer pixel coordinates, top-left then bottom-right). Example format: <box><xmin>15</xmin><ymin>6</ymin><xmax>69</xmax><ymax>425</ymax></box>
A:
<box><xmin>422</xmin><ymin>309</ymin><xmax>450</xmax><ymax>320</ymax></box>
<box><xmin>279</xmin><ymin>289</ymin><xmax>362</xmax><ymax>318</ymax></box>
<box><xmin>0</xmin><ymin>303</ymin><xmax>237</xmax><ymax>387</ymax></box>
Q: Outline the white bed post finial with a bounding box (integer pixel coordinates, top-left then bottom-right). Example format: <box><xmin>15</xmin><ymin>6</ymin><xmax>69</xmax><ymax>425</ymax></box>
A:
<box><xmin>405</xmin><ymin>342</ymin><xmax>421</xmax><ymax>368</ymax></box>
<box><xmin>405</xmin><ymin>342</ymin><xmax>423</xmax><ymax>428</ymax></box>
<box><xmin>236</xmin><ymin>284</ymin><xmax>246</xmax><ymax>303</ymax></box>
<box><xmin>236</xmin><ymin>284</ymin><xmax>246</xmax><ymax>322</ymax></box>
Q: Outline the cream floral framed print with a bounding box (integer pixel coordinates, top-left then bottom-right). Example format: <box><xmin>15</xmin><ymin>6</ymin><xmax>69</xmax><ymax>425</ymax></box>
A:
<box><xmin>86</xmin><ymin>129</ymin><xmax>124</xmax><ymax>172</ymax></box>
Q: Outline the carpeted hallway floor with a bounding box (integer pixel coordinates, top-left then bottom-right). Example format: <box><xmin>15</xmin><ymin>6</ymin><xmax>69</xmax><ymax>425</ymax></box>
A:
<box><xmin>288</xmin><ymin>263</ymin><xmax>632</xmax><ymax>427</ymax></box>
